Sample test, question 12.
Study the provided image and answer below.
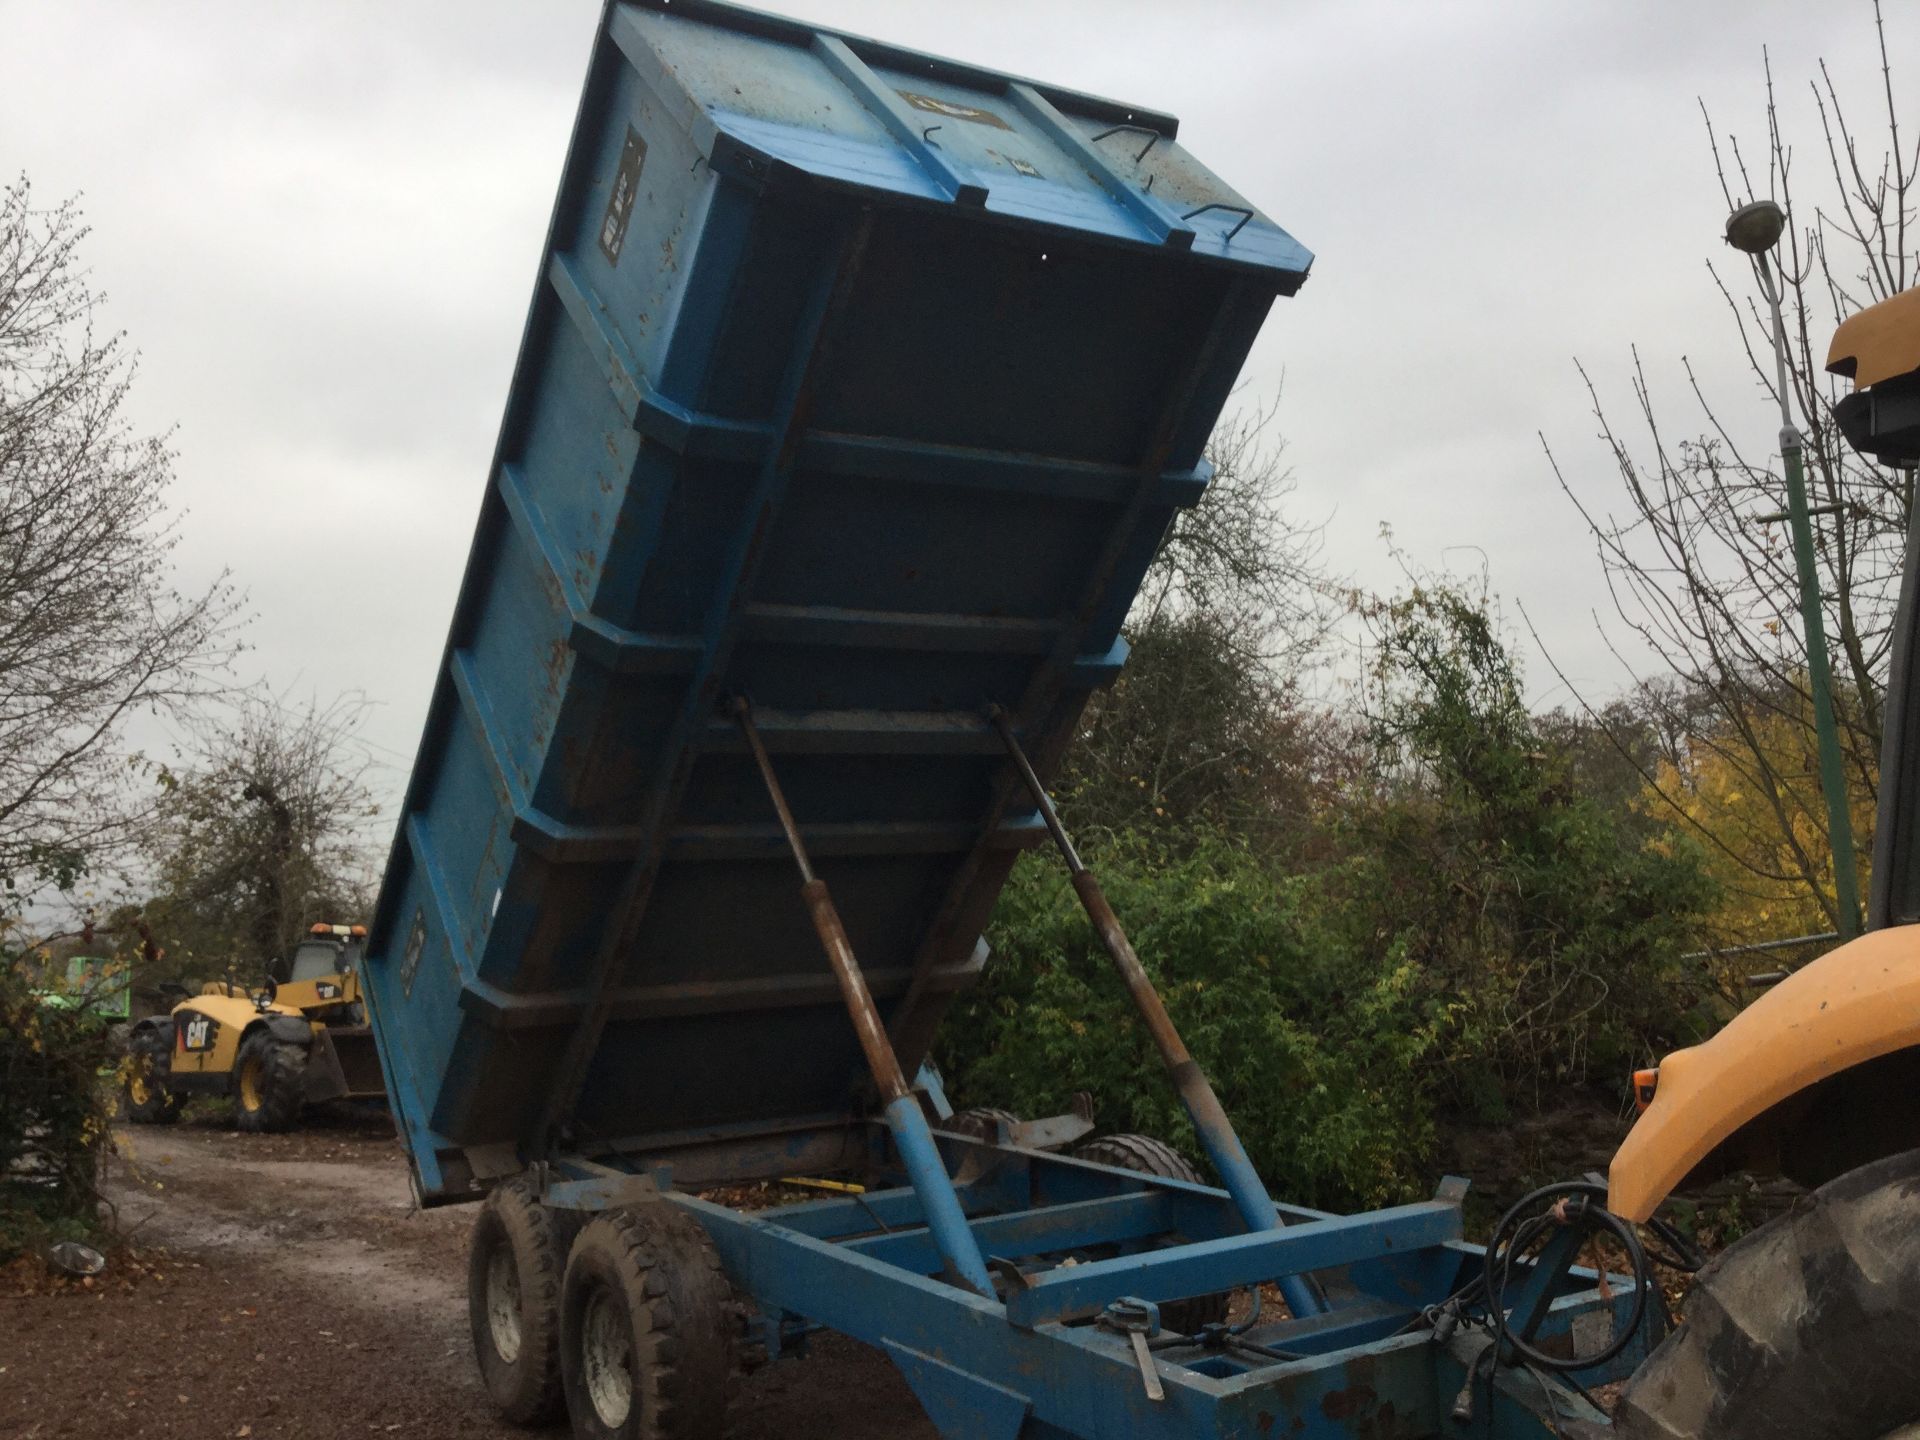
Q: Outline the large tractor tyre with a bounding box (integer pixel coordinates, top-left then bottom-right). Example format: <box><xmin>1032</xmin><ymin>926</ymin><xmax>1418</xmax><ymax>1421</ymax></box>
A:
<box><xmin>1073</xmin><ymin>1134</ymin><xmax>1231</xmax><ymax>1334</ymax></box>
<box><xmin>468</xmin><ymin>1179</ymin><xmax>584</xmax><ymax>1427</ymax></box>
<box><xmin>559</xmin><ymin>1204</ymin><xmax>733</xmax><ymax>1440</ymax></box>
<box><xmin>232</xmin><ymin>1029</ymin><xmax>307</xmax><ymax>1134</ymax></box>
<box><xmin>122</xmin><ymin>1028</ymin><xmax>183</xmax><ymax>1125</ymax></box>
<box><xmin>1612</xmin><ymin>1148</ymin><xmax>1920</xmax><ymax>1440</ymax></box>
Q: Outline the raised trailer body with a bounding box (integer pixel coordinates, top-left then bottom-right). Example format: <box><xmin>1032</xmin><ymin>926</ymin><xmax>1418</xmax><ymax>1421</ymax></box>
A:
<box><xmin>362</xmin><ymin>3</ymin><xmax>1645</xmax><ymax>1435</ymax></box>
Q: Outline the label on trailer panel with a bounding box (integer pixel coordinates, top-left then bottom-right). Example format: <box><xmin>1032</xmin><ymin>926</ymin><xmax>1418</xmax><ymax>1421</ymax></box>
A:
<box><xmin>986</xmin><ymin>148</ymin><xmax>1043</xmax><ymax>179</ymax></box>
<box><xmin>401</xmin><ymin>909</ymin><xmax>428</xmax><ymax>998</ymax></box>
<box><xmin>599</xmin><ymin>126</ymin><xmax>648</xmax><ymax>266</ymax></box>
<box><xmin>896</xmin><ymin>90</ymin><xmax>1011</xmax><ymax>129</ymax></box>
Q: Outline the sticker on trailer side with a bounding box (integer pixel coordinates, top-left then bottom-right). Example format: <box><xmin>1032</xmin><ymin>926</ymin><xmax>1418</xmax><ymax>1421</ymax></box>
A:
<box><xmin>598</xmin><ymin>125</ymin><xmax>648</xmax><ymax>265</ymax></box>
<box><xmin>896</xmin><ymin>90</ymin><xmax>1010</xmax><ymax>129</ymax></box>
<box><xmin>986</xmin><ymin>148</ymin><xmax>1043</xmax><ymax>179</ymax></box>
<box><xmin>401</xmin><ymin>909</ymin><xmax>428</xmax><ymax>998</ymax></box>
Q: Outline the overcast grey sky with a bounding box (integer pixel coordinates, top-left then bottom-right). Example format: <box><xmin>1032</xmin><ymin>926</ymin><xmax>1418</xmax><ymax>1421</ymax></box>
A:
<box><xmin>1</xmin><ymin>0</ymin><xmax>1904</xmax><ymax>801</ymax></box>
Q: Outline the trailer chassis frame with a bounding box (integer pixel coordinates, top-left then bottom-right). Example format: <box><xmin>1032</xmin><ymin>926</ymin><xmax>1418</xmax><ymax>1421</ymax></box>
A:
<box><xmin>544</xmin><ymin>1121</ymin><xmax>1648</xmax><ymax>1439</ymax></box>
<box><xmin>557</xmin><ymin>702</ymin><xmax>1652</xmax><ymax>1438</ymax></box>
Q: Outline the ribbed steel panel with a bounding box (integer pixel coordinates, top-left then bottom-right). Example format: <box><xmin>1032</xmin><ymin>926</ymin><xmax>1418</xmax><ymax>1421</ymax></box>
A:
<box><xmin>362</xmin><ymin>0</ymin><xmax>1311</xmax><ymax>1199</ymax></box>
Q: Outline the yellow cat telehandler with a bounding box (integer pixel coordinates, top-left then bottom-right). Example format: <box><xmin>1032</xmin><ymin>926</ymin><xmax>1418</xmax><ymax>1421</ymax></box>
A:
<box><xmin>122</xmin><ymin>923</ymin><xmax>385</xmax><ymax>1133</ymax></box>
<box><xmin>1591</xmin><ymin>282</ymin><xmax>1920</xmax><ymax>1438</ymax></box>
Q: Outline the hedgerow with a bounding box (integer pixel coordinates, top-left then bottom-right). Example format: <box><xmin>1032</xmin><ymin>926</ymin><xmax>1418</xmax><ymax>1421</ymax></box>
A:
<box><xmin>0</xmin><ymin>954</ymin><xmax>120</xmax><ymax>1258</ymax></box>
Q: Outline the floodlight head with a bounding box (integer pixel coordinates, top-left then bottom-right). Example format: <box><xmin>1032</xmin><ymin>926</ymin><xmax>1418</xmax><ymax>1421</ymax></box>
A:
<box><xmin>1725</xmin><ymin>199</ymin><xmax>1787</xmax><ymax>255</ymax></box>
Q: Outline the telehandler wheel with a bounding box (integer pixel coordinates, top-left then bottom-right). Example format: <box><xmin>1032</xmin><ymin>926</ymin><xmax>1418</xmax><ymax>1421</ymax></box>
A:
<box><xmin>232</xmin><ymin>1030</ymin><xmax>306</xmax><ymax>1133</ymax></box>
<box><xmin>1073</xmin><ymin>1134</ymin><xmax>1231</xmax><ymax>1333</ymax></box>
<box><xmin>1612</xmin><ymin>1148</ymin><xmax>1920</xmax><ymax>1440</ymax></box>
<box><xmin>122</xmin><ymin>1028</ymin><xmax>183</xmax><ymax>1125</ymax></box>
<box><xmin>559</xmin><ymin>1204</ymin><xmax>733</xmax><ymax>1440</ymax></box>
<box><xmin>468</xmin><ymin>1179</ymin><xmax>583</xmax><ymax>1427</ymax></box>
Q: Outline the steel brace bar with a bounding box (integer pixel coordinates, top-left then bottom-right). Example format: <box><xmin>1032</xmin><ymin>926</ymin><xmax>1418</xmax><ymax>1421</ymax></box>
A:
<box><xmin>732</xmin><ymin>698</ymin><xmax>995</xmax><ymax>1297</ymax></box>
<box><xmin>990</xmin><ymin>706</ymin><xmax>1328</xmax><ymax>1317</ymax></box>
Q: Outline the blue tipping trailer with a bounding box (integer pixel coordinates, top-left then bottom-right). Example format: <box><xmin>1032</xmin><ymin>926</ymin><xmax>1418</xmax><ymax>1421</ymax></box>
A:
<box><xmin>361</xmin><ymin>3</ymin><xmax>1652</xmax><ymax>1435</ymax></box>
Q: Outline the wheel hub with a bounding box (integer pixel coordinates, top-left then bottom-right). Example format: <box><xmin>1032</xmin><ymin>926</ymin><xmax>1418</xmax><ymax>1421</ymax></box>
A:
<box><xmin>238</xmin><ymin>1056</ymin><xmax>263</xmax><ymax>1111</ymax></box>
<box><xmin>485</xmin><ymin>1249</ymin><xmax>522</xmax><ymax>1364</ymax></box>
<box><xmin>581</xmin><ymin>1287</ymin><xmax>634</xmax><ymax>1429</ymax></box>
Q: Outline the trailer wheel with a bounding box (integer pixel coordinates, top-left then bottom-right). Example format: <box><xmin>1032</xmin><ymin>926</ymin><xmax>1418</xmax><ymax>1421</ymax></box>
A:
<box><xmin>1613</xmin><ymin>1147</ymin><xmax>1920</xmax><ymax>1439</ymax></box>
<box><xmin>232</xmin><ymin>1030</ymin><xmax>306</xmax><ymax>1133</ymax></box>
<box><xmin>468</xmin><ymin>1179</ymin><xmax>582</xmax><ymax>1426</ymax></box>
<box><xmin>1074</xmin><ymin>1134</ymin><xmax>1231</xmax><ymax>1333</ymax></box>
<box><xmin>122</xmin><ymin>1027</ymin><xmax>183</xmax><ymax>1125</ymax></box>
<box><xmin>559</xmin><ymin>1204</ymin><xmax>732</xmax><ymax>1440</ymax></box>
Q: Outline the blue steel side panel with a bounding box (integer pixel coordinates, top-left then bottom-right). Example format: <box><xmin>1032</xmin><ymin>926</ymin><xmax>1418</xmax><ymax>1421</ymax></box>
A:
<box><xmin>363</xmin><ymin>0</ymin><xmax>1313</xmax><ymax>1195</ymax></box>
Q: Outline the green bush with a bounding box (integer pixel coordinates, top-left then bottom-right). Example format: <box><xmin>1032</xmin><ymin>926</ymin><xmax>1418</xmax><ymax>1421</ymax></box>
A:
<box><xmin>938</xmin><ymin>586</ymin><xmax>1720</xmax><ymax>1213</ymax></box>
<box><xmin>0</xmin><ymin>955</ymin><xmax>119</xmax><ymax>1259</ymax></box>
<box><xmin>1348</xmin><ymin>586</ymin><xmax>1720</xmax><ymax>1115</ymax></box>
<box><xmin>938</xmin><ymin>832</ymin><xmax>1445</xmax><ymax>1211</ymax></box>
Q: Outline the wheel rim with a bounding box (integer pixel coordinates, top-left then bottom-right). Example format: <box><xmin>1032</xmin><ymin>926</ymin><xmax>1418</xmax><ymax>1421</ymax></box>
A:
<box><xmin>581</xmin><ymin>1286</ymin><xmax>633</xmax><ymax>1429</ymax></box>
<box><xmin>127</xmin><ymin>1060</ymin><xmax>151</xmax><ymax>1107</ymax></box>
<box><xmin>485</xmin><ymin>1248</ymin><xmax>522</xmax><ymax>1364</ymax></box>
<box><xmin>238</xmin><ymin>1055</ymin><xmax>264</xmax><ymax>1112</ymax></box>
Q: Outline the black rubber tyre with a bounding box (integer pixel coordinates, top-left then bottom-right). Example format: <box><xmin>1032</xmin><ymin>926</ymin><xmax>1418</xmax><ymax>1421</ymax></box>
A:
<box><xmin>1613</xmin><ymin>1148</ymin><xmax>1920</xmax><ymax>1440</ymax></box>
<box><xmin>1073</xmin><ymin>1134</ymin><xmax>1231</xmax><ymax>1334</ymax></box>
<box><xmin>232</xmin><ymin>1029</ymin><xmax>307</xmax><ymax>1133</ymax></box>
<box><xmin>122</xmin><ymin>1026</ymin><xmax>183</xmax><ymax>1125</ymax></box>
<box><xmin>559</xmin><ymin>1205</ymin><xmax>733</xmax><ymax>1440</ymax></box>
<box><xmin>469</xmin><ymin>1179</ymin><xmax>583</xmax><ymax>1427</ymax></box>
<box><xmin>942</xmin><ymin>1107</ymin><xmax>1020</xmax><ymax>1143</ymax></box>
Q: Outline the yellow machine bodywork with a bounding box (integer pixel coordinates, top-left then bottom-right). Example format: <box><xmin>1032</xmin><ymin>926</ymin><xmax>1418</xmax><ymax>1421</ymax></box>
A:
<box><xmin>274</xmin><ymin>964</ymin><xmax>362</xmax><ymax>1017</ymax></box>
<box><xmin>1826</xmin><ymin>282</ymin><xmax>1920</xmax><ymax>386</ymax></box>
<box><xmin>126</xmin><ymin>923</ymin><xmax>385</xmax><ymax>1129</ymax></box>
<box><xmin>167</xmin><ymin>985</ymin><xmax>309</xmax><ymax>1079</ymax></box>
<box><xmin>1608</xmin><ymin>924</ymin><xmax>1920</xmax><ymax>1221</ymax></box>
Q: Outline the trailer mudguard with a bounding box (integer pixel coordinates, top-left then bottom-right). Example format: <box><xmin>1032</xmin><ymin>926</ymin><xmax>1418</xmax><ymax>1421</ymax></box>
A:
<box><xmin>1608</xmin><ymin>923</ymin><xmax>1920</xmax><ymax>1222</ymax></box>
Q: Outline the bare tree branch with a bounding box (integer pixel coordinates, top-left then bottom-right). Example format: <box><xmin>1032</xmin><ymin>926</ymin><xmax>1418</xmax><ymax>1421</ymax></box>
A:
<box><xmin>0</xmin><ymin>175</ymin><xmax>245</xmax><ymax>906</ymax></box>
<box><xmin>1550</xmin><ymin>26</ymin><xmax>1913</xmax><ymax>920</ymax></box>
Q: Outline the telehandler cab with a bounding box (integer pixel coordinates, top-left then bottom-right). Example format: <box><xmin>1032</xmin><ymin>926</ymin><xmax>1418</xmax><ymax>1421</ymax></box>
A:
<box><xmin>122</xmin><ymin>922</ymin><xmax>385</xmax><ymax>1133</ymax></box>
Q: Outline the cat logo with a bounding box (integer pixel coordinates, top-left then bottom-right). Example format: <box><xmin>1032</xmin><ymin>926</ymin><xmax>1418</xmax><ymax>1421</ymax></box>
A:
<box><xmin>180</xmin><ymin>1015</ymin><xmax>216</xmax><ymax>1052</ymax></box>
<box><xmin>316</xmin><ymin>981</ymin><xmax>341</xmax><ymax>1000</ymax></box>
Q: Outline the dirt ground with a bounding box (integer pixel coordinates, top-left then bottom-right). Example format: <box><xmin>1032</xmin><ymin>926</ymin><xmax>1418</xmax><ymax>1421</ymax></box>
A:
<box><xmin>0</xmin><ymin>1108</ymin><xmax>937</xmax><ymax>1440</ymax></box>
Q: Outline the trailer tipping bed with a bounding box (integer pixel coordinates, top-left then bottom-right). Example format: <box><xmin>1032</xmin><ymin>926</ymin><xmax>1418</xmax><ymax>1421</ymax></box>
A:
<box><xmin>360</xmin><ymin>4</ymin><xmax>1651</xmax><ymax>1436</ymax></box>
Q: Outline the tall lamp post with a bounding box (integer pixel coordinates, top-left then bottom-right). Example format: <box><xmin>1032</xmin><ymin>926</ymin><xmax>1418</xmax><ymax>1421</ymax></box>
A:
<box><xmin>1724</xmin><ymin>199</ymin><xmax>1863</xmax><ymax>939</ymax></box>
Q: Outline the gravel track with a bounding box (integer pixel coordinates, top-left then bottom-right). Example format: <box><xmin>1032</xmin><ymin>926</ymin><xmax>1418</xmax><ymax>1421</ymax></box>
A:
<box><xmin>0</xmin><ymin>1110</ymin><xmax>933</xmax><ymax>1439</ymax></box>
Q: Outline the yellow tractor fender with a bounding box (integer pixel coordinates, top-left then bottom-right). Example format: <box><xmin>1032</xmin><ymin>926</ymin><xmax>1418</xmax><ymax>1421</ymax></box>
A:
<box><xmin>1826</xmin><ymin>281</ymin><xmax>1920</xmax><ymax>386</ymax></box>
<box><xmin>1608</xmin><ymin>924</ymin><xmax>1920</xmax><ymax>1222</ymax></box>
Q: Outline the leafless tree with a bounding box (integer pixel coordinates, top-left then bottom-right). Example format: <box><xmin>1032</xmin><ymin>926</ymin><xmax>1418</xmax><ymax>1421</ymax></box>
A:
<box><xmin>1134</xmin><ymin>397</ymin><xmax>1339</xmax><ymax>672</ymax></box>
<box><xmin>1545</xmin><ymin>6</ymin><xmax>1915</xmax><ymax>927</ymax></box>
<box><xmin>140</xmin><ymin>689</ymin><xmax>383</xmax><ymax>982</ymax></box>
<box><xmin>0</xmin><ymin>176</ymin><xmax>242</xmax><ymax>903</ymax></box>
<box><xmin>1065</xmin><ymin>402</ymin><xmax>1346</xmax><ymax>850</ymax></box>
